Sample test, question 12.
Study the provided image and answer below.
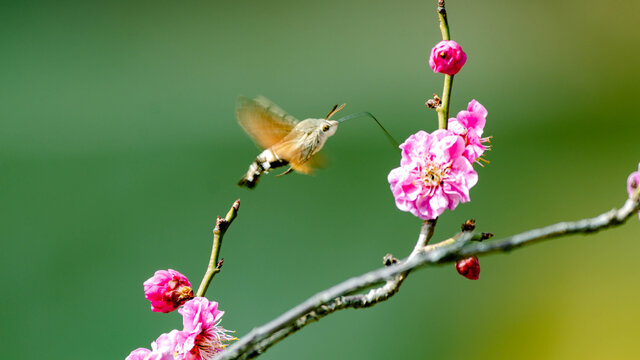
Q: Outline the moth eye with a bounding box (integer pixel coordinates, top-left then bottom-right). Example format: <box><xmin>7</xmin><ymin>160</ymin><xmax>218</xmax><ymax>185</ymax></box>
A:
<box><xmin>322</xmin><ymin>124</ymin><xmax>331</xmax><ymax>132</ymax></box>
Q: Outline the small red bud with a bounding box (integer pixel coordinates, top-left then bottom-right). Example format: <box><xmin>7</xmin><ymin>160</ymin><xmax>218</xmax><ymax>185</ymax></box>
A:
<box><xmin>456</xmin><ymin>256</ymin><xmax>480</xmax><ymax>280</ymax></box>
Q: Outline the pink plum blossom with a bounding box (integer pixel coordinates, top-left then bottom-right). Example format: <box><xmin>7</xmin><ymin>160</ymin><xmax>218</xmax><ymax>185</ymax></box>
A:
<box><xmin>627</xmin><ymin>162</ymin><xmax>640</xmax><ymax>219</ymax></box>
<box><xmin>429</xmin><ymin>40</ymin><xmax>467</xmax><ymax>75</ymax></box>
<box><xmin>126</xmin><ymin>330</ymin><xmax>180</xmax><ymax>360</ymax></box>
<box><xmin>388</xmin><ymin>129</ymin><xmax>478</xmax><ymax>220</ymax></box>
<box><xmin>144</xmin><ymin>269</ymin><xmax>194</xmax><ymax>313</ymax></box>
<box><xmin>176</xmin><ymin>297</ymin><xmax>236</xmax><ymax>360</ymax></box>
<box><xmin>126</xmin><ymin>348</ymin><xmax>151</xmax><ymax>360</ymax></box>
<box><xmin>448</xmin><ymin>99</ymin><xmax>491</xmax><ymax>163</ymax></box>
<box><xmin>150</xmin><ymin>330</ymin><xmax>182</xmax><ymax>360</ymax></box>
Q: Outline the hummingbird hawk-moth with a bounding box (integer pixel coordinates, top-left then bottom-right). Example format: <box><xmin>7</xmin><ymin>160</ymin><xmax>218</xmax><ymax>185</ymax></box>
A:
<box><xmin>236</xmin><ymin>96</ymin><xmax>398</xmax><ymax>188</ymax></box>
<box><xmin>236</xmin><ymin>96</ymin><xmax>345</xmax><ymax>188</ymax></box>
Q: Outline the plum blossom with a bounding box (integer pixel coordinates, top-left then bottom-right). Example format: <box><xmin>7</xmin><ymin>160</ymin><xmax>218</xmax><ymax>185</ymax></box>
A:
<box><xmin>448</xmin><ymin>99</ymin><xmax>491</xmax><ymax>163</ymax></box>
<box><xmin>126</xmin><ymin>348</ymin><xmax>151</xmax><ymax>360</ymax></box>
<box><xmin>176</xmin><ymin>297</ymin><xmax>236</xmax><ymax>360</ymax></box>
<box><xmin>429</xmin><ymin>40</ymin><xmax>467</xmax><ymax>75</ymax></box>
<box><xmin>144</xmin><ymin>269</ymin><xmax>194</xmax><ymax>313</ymax></box>
<box><xmin>126</xmin><ymin>330</ymin><xmax>180</xmax><ymax>360</ymax></box>
<box><xmin>388</xmin><ymin>129</ymin><xmax>478</xmax><ymax>220</ymax></box>
<box><xmin>627</xmin><ymin>162</ymin><xmax>640</xmax><ymax>219</ymax></box>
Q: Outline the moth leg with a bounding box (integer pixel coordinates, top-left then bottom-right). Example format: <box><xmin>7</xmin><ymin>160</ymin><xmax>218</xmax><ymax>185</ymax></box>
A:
<box><xmin>275</xmin><ymin>166</ymin><xmax>295</xmax><ymax>177</ymax></box>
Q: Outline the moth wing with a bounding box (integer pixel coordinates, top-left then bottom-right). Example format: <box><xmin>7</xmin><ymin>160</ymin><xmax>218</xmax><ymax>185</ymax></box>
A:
<box><xmin>271</xmin><ymin>134</ymin><xmax>326</xmax><ymax>175</ymax></box>
<box><xmin>236</xmin><ymin>96</ymin><xmax>299</xmax><ymax>150</ymax></box>
<box><xmin>292</xmin><ymin>154</ymin><xmax>327</xmax><ymax>175</ymax></box>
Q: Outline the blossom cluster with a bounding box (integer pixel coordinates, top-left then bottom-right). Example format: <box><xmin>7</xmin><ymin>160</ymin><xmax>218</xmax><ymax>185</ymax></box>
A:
<box><xmin>127</xmin><ymin>270</ymin><xmax>235</xmax><ymax>360</ymax></box>
<box><xmin>388</xmin><ymin>100</ymin><xmax>490</xmax><ymax>220</ymax></box>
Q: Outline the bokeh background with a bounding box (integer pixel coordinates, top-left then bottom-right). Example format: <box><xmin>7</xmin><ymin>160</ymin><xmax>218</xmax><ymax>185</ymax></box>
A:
<box><xmin>2</xmin><ymin>0</ymin><xmax>639</xmax><ymax>359</ymax></box>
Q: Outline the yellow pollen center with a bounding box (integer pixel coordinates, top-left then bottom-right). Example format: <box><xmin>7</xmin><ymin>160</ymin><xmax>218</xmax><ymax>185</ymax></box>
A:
<box><xmin>420</xmin><ymin>162</ymin><xmax>450</xmax><ymax>188</ymax></box>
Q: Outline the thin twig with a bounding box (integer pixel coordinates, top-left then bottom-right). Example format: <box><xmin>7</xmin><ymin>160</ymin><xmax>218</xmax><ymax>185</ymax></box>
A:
<box><xmin>437</xmin><ymin>0</ymin><xmax>450</xmax><ymax>41</ymax></box>
<box><xmin>215</xmin><ymin>195</ymin><xmax>639</xmax><ymax>360</ymax></box>
<box><xmin>196</xmin><ymin>199</ymin><xmax>240</xmax><ymax>298</ymax></box>
<box><xmin>436</xmin><ymin>0</ymin><xmax>453</xmax><ymax>129</ymax></box>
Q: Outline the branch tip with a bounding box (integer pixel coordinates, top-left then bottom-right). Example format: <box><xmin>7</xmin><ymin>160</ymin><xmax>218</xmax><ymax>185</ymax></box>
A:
<box><xmin>196</xmin><ymin>200</ymin><xmax>241</xmax><ymax>298</ymax></box>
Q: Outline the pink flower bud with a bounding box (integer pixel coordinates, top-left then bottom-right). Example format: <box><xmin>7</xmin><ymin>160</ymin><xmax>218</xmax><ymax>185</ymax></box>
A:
<box><xmin>143</xmin><ymin>269</ymin><xmax>194</xmax><ymax>313</ymax></box>
<box><xmin>455</xmin><ymin>256</ymin><xmax>480</xmax><ymax>280</ymax></box>
<box><xmin>627</xmin><ymin>162</ymin><xmax>640</xmax><ymax>219</ymax></box>
<box><xmin>429</xmin><ymin>40</ymin><xmax>467</xmax><ymax>75</ymax></box>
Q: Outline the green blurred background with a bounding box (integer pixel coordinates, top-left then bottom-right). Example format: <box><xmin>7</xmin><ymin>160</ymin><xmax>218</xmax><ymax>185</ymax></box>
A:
<box><xmin>2</xmin><ymin>0</ymin><xmax>639</xmax><ymax>358</ymax></box>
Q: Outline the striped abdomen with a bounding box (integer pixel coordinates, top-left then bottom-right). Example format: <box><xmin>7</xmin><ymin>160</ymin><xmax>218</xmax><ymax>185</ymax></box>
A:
<box><xmin>238</xmin><ymin>148</ymin><xmax>288</xmax><ymax>188</ymax></box>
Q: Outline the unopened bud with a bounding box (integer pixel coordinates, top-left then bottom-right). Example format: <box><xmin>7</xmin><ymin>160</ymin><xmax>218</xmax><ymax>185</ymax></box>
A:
<box><xmin>481</xmin><ymin>232</ymin><xmax>493</xmax><ymax>240</ymax></box>
<box><xmin>628</xmin><ymin>163</ymin><xmax>640</xmax><ymax>194</ymax></box>
<box><xmin>429</xmin><ymin>40</ymin><xmax>467</xmax><ymax>75</ymax></box>
<box><xmin>143</xmin><ymin>269</ymin><xmax>194</xmax><ymax>313</ymax></box>
<box><xmin>455</xmin><ymin>256</ymin><xmax>480</xmax><ymax>280</ymax></box>
<box><xmin>627</xmin><ymin>162</ymin><xmax>640</xmax><ymax>219</ymax></box>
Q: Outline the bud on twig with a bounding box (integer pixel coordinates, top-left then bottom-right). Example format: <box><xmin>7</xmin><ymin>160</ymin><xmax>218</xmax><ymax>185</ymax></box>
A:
<box><xmin>425</xmin><ymin>94</ymin><xmax>441</xmax><ymax>109</ymax></box>
<box><xmin>143</xmin><ymin>269</ymin><xmax>194</xmax><ymax>313</ymax></box>
<box><xmin>455</xmin><ymin>256</ymin><xmax>480</xmax><ymax>280</ymax></box>
<box><xmin>214</xmin><ymin>216</ymin><xmax>230</xmax><ymax>234</ymax></box>
<box><xmin>481</xmin><ymin>232</ymin><xmax>493</xmax><ymax>240</ymax></box>
<box><xmin>383</xmin><ymin>254</ymin><xmax>399</xmax><ymax>266</ymax></box>
<box><xmin>461</xmin><ymin>219</ymin><xmax>476</xmax><ymax>232</ymax></box>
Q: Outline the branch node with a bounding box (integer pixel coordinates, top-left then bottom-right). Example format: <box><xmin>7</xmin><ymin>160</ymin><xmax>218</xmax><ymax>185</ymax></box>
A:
<box><xmin>426</xmin><ymin>94</ymin><xmax>441</xmax><ymax>109</ymax></box>
<box><xmin>214</xmin><ymin>216</ymin><xmax>230</xmax><ymax>234</ymax></box>
<box><xmin>461</xmin><ymin>219</ymin><xmax>476</xmax><ymax>232</ymax></box>
<box><xmin>383</xmin><ymin>254</ymin><xmax>399</xmax><ymax>266</ymax></box>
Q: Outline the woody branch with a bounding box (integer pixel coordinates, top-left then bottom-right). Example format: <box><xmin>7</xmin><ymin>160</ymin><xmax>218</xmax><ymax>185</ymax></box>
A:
<box><xmin>215</xmin><ymin>193</ymin><xmax>640</xmax><ymax>360</ymax></box>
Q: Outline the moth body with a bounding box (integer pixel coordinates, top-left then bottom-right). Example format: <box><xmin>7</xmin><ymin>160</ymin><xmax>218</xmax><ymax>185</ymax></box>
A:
<box><xmin>237</xmin><ymin>117</ymin><xmax>339</xmax><ymax>188</ymax></box>
<box><xmin>237</xmin><ymin>148</ymin><xmax>287</xmax><ymax>188</ymax></box>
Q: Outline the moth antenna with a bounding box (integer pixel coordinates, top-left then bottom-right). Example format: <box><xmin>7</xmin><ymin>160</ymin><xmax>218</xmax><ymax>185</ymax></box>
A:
<box><xmin>336</xmin><ymin>112</ymin><xmax>400</xmax><ymax>150</ymax></box>
<box><xmin>326</xmin><ymin>103</ymin><xmax>347</xmax><ymax>119</ymax></box>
